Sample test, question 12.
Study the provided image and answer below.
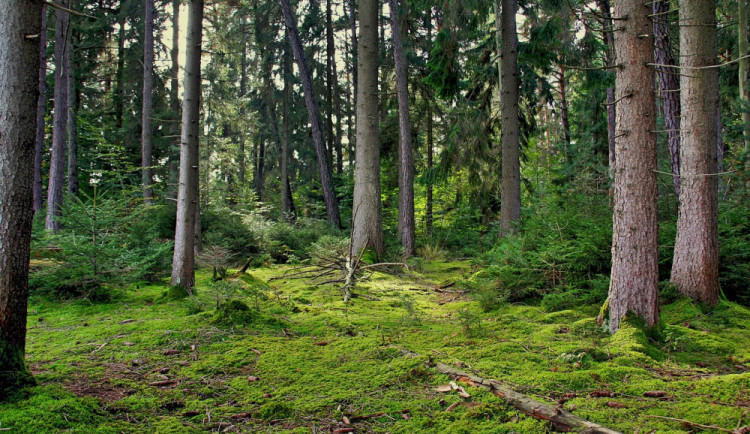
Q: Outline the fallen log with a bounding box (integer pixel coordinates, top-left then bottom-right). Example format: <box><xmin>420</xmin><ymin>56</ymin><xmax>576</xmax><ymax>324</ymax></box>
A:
<box><xmin>433</xmin><ymin>362</ymin><xmax>620</xmax><ymax>433</ymax></box>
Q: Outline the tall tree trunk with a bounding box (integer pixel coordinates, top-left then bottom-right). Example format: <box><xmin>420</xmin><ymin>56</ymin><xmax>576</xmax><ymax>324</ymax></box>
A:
<box><xmin>254</xmin><ymin>132</ymin><xmax>264</xmax><ymax>201</ymax></box>
<box><xmin>46</xmin><ymin>0</ymin><xmax>70</xmax><ymax>231</ymax></box>
<box><xmin>493</xmin><ymin>0</ymin><xmax>502</xmax><ymax>98</ymax></box>
<box><xmin>279</xmin><ymin>0</ymin><xmax>341</xmax><ymax>228</ymax></box>
<box><xmin>739</xmin><ymin>0</ymin><xmax>750</xmax><ymax>152</ymax></box>
<box><xmin>671</xmin><ymin>0</ymin><xmax>720</xmax><ymax>305</ymax></box>
<box><xmin>326</xmin><ymin>0</ymin><xmax>336</xmax><ymax>172</ymax></box>
<box><xmin>348</xmin><ymin>0</ymin><xmax>358</xmax><ymax>169</ymax></box>
<box><xmin>558</xmin><ymin>65</ymin><xmax>571</xmax><ymax>162</ymax></box>
<box><xmin>425</xmin><ymin>11</ymin><xmax>434</xmax><ymax>236</ymax></box>
<box><xmin>115</xmin><ymin>15</ymin><xmax>125</xmax><ymax>130</ymax></box>
<box><xmin>389</xmin><ymin>0</ymin><xmax>415</xmax><ymax>257</ymax></box>
<box><xmin>281</xmin><ymin>33</ymin><xmax>294</xmax><ymax>220</ymax></box>
<box><xmin>33</xmin><ymin>5</ymin><xmax>48</xmax><ymax>214</ymax></box>
<box><xmin>238</xmin><ymin>17</ymin><xmax>248</xmax><ymax>188</ymax></box>
<box><xmin>168</xmin><ymin>0</ymin><xmax>180</xmax><ymax>200</ymax></box>
<box><xmin>0</xmin><ymin>0</ymin><xmax>43</xmax><ymax>394</ymax></box>
<box><xmin>141</xmin><ymin>0</ymin><xmax>155</xmax><ymax>203</ymax></box>
<box><xmin>351</xmin><ymin>0</ymin><xmax>385</xmax><ymax>257</ymax></box>
<box><xmin>499</xmin><ymin>0</ymin><xmax>520</xmax><ymax>235</ymax></box>
<box><xmin>607</xmin><ymin>0</ymin><xmax>659</xmax><ymax>333</ymax></box>
<box><xmin>66</xmin><ymin>25</ymin><xmax>78</xmax><ymax>198</ymax></box>
<box><xmin>596</xmin><ymin>0</ymin><xmax>616</xmax><ymax>173</ymax></box>
<box><xmin>171</xmin><ymin>0</ymin><xmax>204</xmax><ymax>291</ymax></box>
<box><xmin>653</xmin><ymin>0</ymin><xmax>681</xmax><ymax>197</ymax></box>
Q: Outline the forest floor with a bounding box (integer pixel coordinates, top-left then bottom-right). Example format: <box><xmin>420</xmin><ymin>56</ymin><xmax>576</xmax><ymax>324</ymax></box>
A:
<box><xmin>2</xmin><ymin>261</ymin><xmax>750</xmax><ymax>433</ymax></box>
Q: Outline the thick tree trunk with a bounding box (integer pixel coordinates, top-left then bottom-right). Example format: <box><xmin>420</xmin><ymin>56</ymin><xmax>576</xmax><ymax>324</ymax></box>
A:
<box><xmin>33</xmin><ymin>5</ymin><xmax>48</xmax><ymax>214</ymax></box>
<box><xmin>389</xmin><ymin>0</ymin><xmax>415</xmax><ymax>257</ymax></box>
<box><xmin>351</xmin><ymin>0</ymin><xmax>384</xmax><ymax>257</ymax></box>
<box><xmin>46</xmin><ymin>0</ymin><xmax>70</xmax><ymax>231</ymax></box>
<box><xmin>141</xmin><ymin>0</ymin><xmax>155</xmax><ymax>203</ymax></box>
<box><xmin>608</xmin><ymin>0</ymin><xmax>659</xmax><ymax>333</ymax></box>
<box><xmin>66</xmin><ymin>28</ymin><xmax>78</xmax><ymax>198</ymax></box>
<box><xmin>168</xmin><ymin>0</ymin><xmax>180</xmax><ymax>200</ymax></box>
<box><xmin>279</xmin><ymin>0</ymin><xmax>341</xmax><ymax>228</ymax></box>
<box><xmin>671</xmin><ymin>0</ymin><xmax>720</xmax><ymax>305</ymax></box>
<box><xmin>499</xmin><ymin>0</ymin><xmax>520</xmax><ymax>235</ymax></box>
<box><xmin>0</xmin><ymin>0</ymin><xmax>42</xmax><ymax>394</ymax></box>
<box><xmin>740</xmin><ymin>0</ymin><xmax>750</xmax><ymax>151</ymax></box>
<box><xmin>596</xmin><ymin>0</ymin><xmax>616</xmax><ymax>173</ymax></box>
<box><xmin>653</xmin><ymin>0</ymin><xmax>681</xmax><ymax>197</ymax></box>
<box><xmin>171</xmin><ymin>0</ymin><xmax>204</xmax><ymax>291</ymax></box>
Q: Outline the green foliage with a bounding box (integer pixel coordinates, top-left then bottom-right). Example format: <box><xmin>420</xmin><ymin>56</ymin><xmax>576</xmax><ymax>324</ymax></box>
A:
<box><xmin>212</xmin><ymin>299</ymin><xmax>255</xmax><ymax>327</ymax></box>
<box><xmin>30</xmin><ymin>191</ymin><xmax>172</xmax><ymax>299</ymax></box>
<box><xmin>201</xmin><ymin>206</ymin><xmax>261</xmax><ymax>258</ymax></box>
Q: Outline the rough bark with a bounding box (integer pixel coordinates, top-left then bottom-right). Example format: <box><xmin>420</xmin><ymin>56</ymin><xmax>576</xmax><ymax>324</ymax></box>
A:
<box><xmin>141</xmin><ymin>0</ymin><xmax>155</xmax><ymax>203</ymax></box>
<box><xmin>740</xmin><ymin>0</ymin><xmax>750</xmax><ymax>151</ymax></box>
<box><xmin>671</xmin><ymin>0</ymin><xmax>720</xmax><ymax>305</ymax></box>
<box><xmin>0</xmin><ymin>0</ymin><xmax>42</xmax><ymax>394</ymax></box>
<box><xmin>168</xmin><ymin>0</ymin><xmax>180</xmax><ymax>199</ymax></box>
<box><xmin>171</xmin><ymin>0</ymin><xmax>204</xmax><ymax>291</ymax></box>
<box><xmin>66</xmin><ymin>26</ymin><xmax>78</xmax><ymax>198</ymax></box>
<box><xmin>596</xmin><ymin>0</ymin><xmax>616</xmax><ymax>172</ymax></box>
<box><xmin>279</xmin><ymin>0</ymin><xmax>341</xmax><ymax>228</ymax></box>
<box><xmin>608</xmin><ymin>0</ymin><xmax>659</xmax><ymax>333</ymax></box>
<box><xmin>653</xmin><ymin>0</ymin><xmax>681</xmax><ymax>197</ymax></box>
<box><xmin>351</xmin><ymin>0</ymin><xmax>384</xmax><ymax>258</ymax></box>
<box><xmin>46</xmin><ymin>0</ymin><xmax>70</xmax><ymax>231</ymax></box>
<box><xmin>499</xmin><ymin>0</ymin><xmax>520</xmax><ymax>235</ymax></box>
<box><xmin>389</xmin><ymin>0</ymin><xmax>415</xmax><ymax>257</ymax></box>
<box><xmin>33</xmin><ymin>5</ymin><xmax>48</xmax><ymax>214</ymax></box>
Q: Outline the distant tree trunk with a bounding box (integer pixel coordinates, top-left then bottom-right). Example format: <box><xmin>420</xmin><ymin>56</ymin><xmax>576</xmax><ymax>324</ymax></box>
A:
<box><xmin>238</xmin><ymin>17</ymin><xmax>248</xmax><ymax>188</ymax></box>
<box><xmin>115</xmin><ymin>15</ymin><xmax>125</xmax><ymax>130</ymax></box>
<box><xmin>671</xmin><ymin>0</ymin><xmax>720</xmax><ymax>305</ymax></box>
<box><xmin>254</xmin><ymin>132</ymin><xmax>265</xmax><ymax>201</ymax></box>
<box><xmin>66</xmin><ymin>27</ymin><xmax>78</xmax><ymax>198</ymax></box>
<box><xmin>558</xmin><ymin>65</ymin><xmax>571</xmax><ymax>161</ymax></box>
<box><xmin>499</xmin><ymin>0</ymin><xmax>520</xmax><ymax>235</ymax></box>
<box><xmin>171</xmin><ymin>0</ymin><xmax>204</xmax><ymax>291</ymax></box>
<box><xmin>141</xmin><ymin>0</ymin><xmax>155</xmax><ymax>203</ymax></box>
<box><xmin>168</xmin><ymin>0</ymin><xmax>180</xmax><ymax>199</ymax></box>
<box><xmin>596</xmin><ymin>0</ymin><xmax>616</xmax><ymax>173</ymax></box>
<box><xmin>739</xmin><ymin>0</ymin><xmax>750</xmax><ymax>151</ymax></box>
<box><xmin>607</xmin><ymin>0</ymin><xmax>659</xmax><ymax>333</ymax></box>
<box><xmin>279</xmin><ymin>0</ymin><xmax>341</xmax><ymax>228</ymax></box>
<box><xmin>653</xmin><ymin>0</ymin><xmax>681</xmax><ymax>197</ymax></box>
<box><xmin>351</xmin><ymin>0</ymin><xmax>384</xmax><ymax>257</ymax></box>
<box><xmin>348</xmin><ymin>0</ymin><xmax>358</xmax><ymax>169</ymax></box>
<box><xmin>46</xmin><ymin>0</ymin><xmax>70</xmax><ymax>231</ymax></box>
<box><xmin>389</xmin><ymin>0</ymin><xmax>415</xmax><ymax>257</ymax></box>
<box><xmin>425</xmin><ymin>12</ymin><xmax>434</xmax><ymax>236</ymax></box>
<box><xmin>0</xmin><ymin>0</ymin><xmax>42</xmax><ymax>393</ymax></box>
<box><xmin>281</xmin><ymin>34</ymin><xmax>295</xmax><ymax>220</ymax></box>
<box><xmin>493</xmin><ymin>0</ymin><xmax>502</xmax><ymax>98</ymax></box>
<box><xmin>33</xmin><ymin>5</ymin><xmax>48</xmax><ymax>214</ymax></box>
<box><xmin>326</xmin><ymin>0</ymin><xmax>336</xmax><ymax>171</ymax></box>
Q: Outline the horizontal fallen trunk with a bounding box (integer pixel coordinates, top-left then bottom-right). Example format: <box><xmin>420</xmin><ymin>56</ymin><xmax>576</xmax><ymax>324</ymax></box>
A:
<box><xmin>433</xmin><ymin>361</ymin><xmax>620</xmax><ymax>433</ymax></box>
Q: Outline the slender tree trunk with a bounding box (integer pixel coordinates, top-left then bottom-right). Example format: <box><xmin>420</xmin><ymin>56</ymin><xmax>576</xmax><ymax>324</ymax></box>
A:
<box><xmin>326</xmin><ymin>0</ymin><xmax>336</xmax><ymax>171</ymax></box>
<box><xmin>558</xmin><ymin>65</ymin><xmax>571</xmax><ymax>160</ymax></box>
<box><xmin>279</xmin><ymin>0</ymin><xmax>341</xmax><ymax>228</ymax></box>
<box><xmin>33</xmin><ymin>5</ymin><xmax>48</xmax><ymax>214</ymax></box>
<box><xmin>168</xmin><ymin>0</ymin><xmax>180</xmax><ymax>199</ymax></box>
<box><xmin>351</xmin><ymin>0</ymin><xmax>385</xmax><ymax>257</ymax></box>
<box><xmin>238</xmin><ymin>17</ymin><xmax>248</xmax><ymax>188</ymax></box>
<box><xmin>493</xmin><ymin>0</ymin><xmax>502</xmax><ymax>98</ymax></box>
<box><xmin>389</xmin><ymin>0</ymin><xmax>415</xmax><ymax>257</ymax></box>
<box><xmin>596</xmin><ymin>0</ymin><xmax>616</xmax><ymax>173</ymax></box>
<box><xmin>607</xmin><ymin>0</ymin><xmax>659</xmax><ymax>333</ymax></box>
<box><xmin>281</xmin><ymin>33</ymin><xmax>294</xmax><ymax>220</ymax></box>
<box><xmin>0</xmin><ymin>0</ymin><xmax>42</xmax><ymax>394</ymax></box>
<box><xmin>499</xmin><ymin>0</ymin><xmax>520</xmax><ymax>235</ymax></box>
<box><xmin>141</xmin><ymin>0</ymin><xmax>155</xmax><ymax>203</ymax></box>
<box><xmin>740</xmin><ymin>0</ymin><xmax>750</xmax><ymax>151</ymax></box>
<box><xmin>348</xmin><ymin>0</ymin><xmax>358</xmax><ymax>170</ymax></box>
<box><xmin>171</xmin><ymin>0</ymin><xmax>204</xmax><ymax>291</ymax></box>
<box><xmin>425</xmin><ymin>11</ymin><xmax>434</xmax><ymax>236</ymax></box>
<box><xmin>254</xmin><ymin>132</ymin><xmax>265</xmax><ymax>201</ymax></box>
<box><xmin>653</xmin><ymin>0</ymin><xmax>681</xmax><ymax>197</ymax></box>
<box><xmin>46</xmin><ymin>0</ymin><xmax>70</xmax><ymax>231</ymax></box>
<box><xmin>671</xmin><ymin>0</ymin><xmax>720</xmax><ymax>305</ymax></box>
<box><xmin>115</xmin><ymin>15</ymin><xmax>125</xmax><ymax>129</ymax></box>
<box><xmin>66</xmin><ymin>25</ymin><xmax>78</xmax><ymax>198</ymax></box>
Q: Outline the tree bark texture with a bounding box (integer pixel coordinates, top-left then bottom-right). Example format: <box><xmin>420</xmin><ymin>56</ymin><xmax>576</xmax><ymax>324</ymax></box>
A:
<box><xmin>33</xmin><ymin>5</ymin><xmax>47</xmax><ymax>214</ymax></box>
<box><xmin>141</xmin><ymin>0</ymin><xmax>155</xmax><ymax>203</ymax></box>
<box><xmin>279</xmin><ymin>0</ymin><xmax>341</xmax><ymax>229</ymax></box>
<box><xmin>389</xmin><ymin>0</ymin><xmax>415</xmax><ymax>257</ymax></box>
<box><xmin>0</xmin><ymin>0</ymin><xmax>42</xmax><ymax>393</ymax></box>
<box><xmin>652</xmin><ymin>0</ymin><xmax>681</xmax><ymax>197</ymax></box>
<box><xmin>608</xmin><ymin>0</ymin><xmax>659</xmax><ymax>333</ymax></box>
<box><xmin>499</xmin><ymin>0</ymin><xmax>520</xmax><ymax>235</ymax></box>
<box><xmin>168</xmin><ymin>0</ymin><xmax>180</xmax><ymax>199</ymax></box>
<box><xmin>348</xmin><ymin>0</ymin><xmax>358</xmax><ymax>168</ymax></box>
<box><xmin>46</xmin><ymin>0</ymin><xmax>70</xmax><ymax>231</ymax></box>
<box><xmin>171</xmin><ymin>0</ymin><xmax>204</xmax><ymax>291</ymax></box>
<box><xmin>351</xmin><ymin>0</ymin><xmax>385</xmax><ymax>258</ymax></box>
<box><xmin>671</xmin><ymin>0</ymin><xmax>720</xmax><ymax>305</ymax></box>
<box><xmin>66</xmin><ymin>26</ymin><xmax>78</xmax><ymax>198</ymax></box>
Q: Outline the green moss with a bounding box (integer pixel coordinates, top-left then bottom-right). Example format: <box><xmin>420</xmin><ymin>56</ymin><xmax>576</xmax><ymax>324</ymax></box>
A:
<box><xmin>0</xmin><ymin>338</ymin><xmax>35</xmax><ymax>401</ymax></box>
<box><xmin>160</xmin><ymin>284</ymin><xmax>191</xmax><ymax>301</ymax></box>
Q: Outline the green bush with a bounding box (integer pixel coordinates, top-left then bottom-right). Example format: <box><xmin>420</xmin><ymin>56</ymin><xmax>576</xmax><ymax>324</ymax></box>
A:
<box><xmin>201</xmin><ymin>206</ymin><xmax>261</xmax><ymax>258</ymax></box>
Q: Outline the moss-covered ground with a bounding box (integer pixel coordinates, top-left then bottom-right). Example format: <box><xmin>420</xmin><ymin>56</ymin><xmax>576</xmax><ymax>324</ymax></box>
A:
<box><xmin>2</xmin><ymin>262</ymin><xmax>749</xmax><ymax>433</ymax></box>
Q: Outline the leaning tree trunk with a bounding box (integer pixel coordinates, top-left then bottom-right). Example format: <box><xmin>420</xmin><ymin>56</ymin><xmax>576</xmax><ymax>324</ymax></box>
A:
<box><xmin>46</xmin><ymin>0</ymin><xmax>70</xmax><ymax>231</ymax></box>
<box><xmin>499</xmin><ymin>0</ymin><xmax>520</xmax><ymax>236</ymax></box>
<box><xmin>653</xmin><ymin>0</ymin><xmax>681</xmax><ymax>197</ymax></box>
<box><xmin>351</xmin><ymin>0</ymin><xmax>385</xmax><ymax>258</ymax></box>
<box><xmin>141</xmin><ymin>0</ymin><xmax>155</xmax><ymax>203</ymax></box>
<box><xmin>671</xmin><ymin>0</ymin><xmax>720</xmax><ymax>305</ymax></box>
<box><xmin>33</xmin><ymin>4</ymin><xmax>47</xmax><ymax>214</ymax></box>
<box><xmin>0</xmin><ymin>0</ymin><xmax>43</xmax><ymax>394</ymax></box>
<box><xmin>608</xmin><ymin>0</ymin><xmax>659</xmax><ymax>333</ymax></box>
<box><xmin>171</xmin><ymin>0</ymin><xmax>204</xmax><ymax>291</ymax></box>
<box><xmin>279</xmin><ymin>0</ymin><xmax>341</xmax><ymax>229</ymax></box>
<box><xmin>389</xmin><ymin>0</ymin><xmax>415</xmax><ymax>257</ymax></box>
